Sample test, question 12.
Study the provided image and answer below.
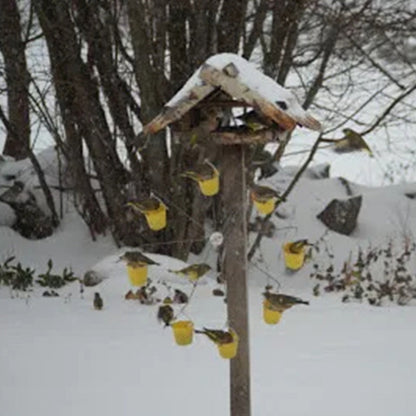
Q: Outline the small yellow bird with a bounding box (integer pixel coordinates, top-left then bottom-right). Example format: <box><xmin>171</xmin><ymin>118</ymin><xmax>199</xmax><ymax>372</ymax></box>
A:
<box><xmin>127</xmin><ymin>197</ymin><xmax>163</xmax><ymax>213</ymax></box>
<box><xmin>237</xmin><ymin>110</ymin><xmax>274</xmax><ymax>131</ymax></box>
<box><xmin>93</xmin><ymin>292</ymin><xmax>103</xmax><ymax>310</ymax></box>
<box><xmin>182</xmin><ymin>162</ymin><xmax>218</xmax><ymax>182</ymax></box>
<box><xmin>168</xmin><ymin>263</ymin><xmax>211</xmax><ymax>282</ymax></box>
<box><xmin>157</xmin><ymin>304</ymin><xmax>174</xmax><ymax>327</ymax></box>
<box><xmin>194</xmin><ymin>328</ymin><xmax>235</xmax><ymax>345</ymax></box>
<box><xmin>333</xmin><ymin>128</ymin><xmax>373</xmax><ymax>156</ymax></box>
<box><xmin>250</xmin><ymin>184</ymin><xmax>283</xmax><ymax>203</ymax></box>
<box><xmin>119</xmin><ymin>250</ymin><xmax>159</xmax><ymax>267</ymax></box>
<box><xmin>263</xmin><ymin>291</ymin><xmax>309</xmax><ymax>312</ymax></box>
<box><xmin>287</xmin><ymin>239</ymin><xmax>309</xmax><ymax>254</ymax></box>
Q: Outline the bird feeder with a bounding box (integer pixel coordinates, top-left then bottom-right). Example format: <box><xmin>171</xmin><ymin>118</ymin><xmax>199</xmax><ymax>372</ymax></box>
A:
<box><xmin>217</xmin><ymin>331</ymin><xmax>239</xmax><ymax>359</ymax></box>
<box><xmin>283</xmin><ymin>242</ymin><xmax>305</xmax><ymax>270</ymax></box>
<box><xmin>127</xmin><ymin>264</ymin><xmax>148</xmax><ymax>286</ymax></box>
<box><xmin>253</xmin><ymin>198</ymin><xmax>276</xmax><ymax>215</ymax></box>
<box><xmin>143</xmin><ymin>203</ymin><xmax>167</xmax><ymax>231</ymax></box>
<box><xmin>171</xmin><ymin>320</ymin><xmax>194</xmax><ymax>346</ymax></box>
<box><xmin>263</xmin><ymin>299</ymin><xmax>282</xmax><ymax>325</ymax></box>
<box><xmin>197</xmin><ymin>167</ymin><xmax>220</xmax><ymax>196</ymax></box>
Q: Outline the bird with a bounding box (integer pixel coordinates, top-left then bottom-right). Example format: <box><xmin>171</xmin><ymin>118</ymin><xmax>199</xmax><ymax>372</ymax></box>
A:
<box><xmin>157</xmin><ymin>304</ymin><xmax>174</xmax><ymax>327</ymax></box>
<box><xmin>93</xmin><ymin>292</ymin><xmax>103</xmax><ymax>310</ymax></box>
<box><xmin>332</xmin><ymin>128</ymin><xmax>373</xmax><ymax>155</ymax></box>
<box><xmin>126</xmin><ymin>197</ymin><xmax>163</xmax><ymax>214</ymax></box>
<box><xmin>181</xmin><ymin>162</ymin><xmax>218</xmax><ymax>182</ymax></box>
<box><xmin>173</xmin><ymin>289</ymin><xmax>189</xmax><ymax>304</ymax></box>
<box><xmin>168</xmin><ymin>263</ymin><xmax>211</xmax><ymax>282</ymax></box>
<box><xmin>194</xmin><ymin>328</ymin><xmax>235</xmax><ymax>345</ymax></box>
<box><xmin>286</xmin><ymin>239</ymin><xmax>309</xmax><ymax>254</ymax></box>
<box><xmin>237</xmin><ymin>110</ymin><xmax>276</xmax><ymax>131</ymax></box>
<box><xmin>250</xmin><ymin>184</ymin><xmax>283</xmax><ymax>203</ymax></box>
<box><xmin>119</xmin><ymin>250</ymin><xmax>160</xmax><ymax>267</ymax></box>
<box><xmin>263</xmin><ymin>291</ymin><xmax>309</xmax><ymax>312</ymax></box>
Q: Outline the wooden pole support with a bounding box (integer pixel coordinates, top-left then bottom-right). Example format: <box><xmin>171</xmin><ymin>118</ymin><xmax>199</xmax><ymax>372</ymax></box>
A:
<box><xmin>221</xmin><ymin>144</ymin><xmax>251</xmax><ymax>416</ymax></box>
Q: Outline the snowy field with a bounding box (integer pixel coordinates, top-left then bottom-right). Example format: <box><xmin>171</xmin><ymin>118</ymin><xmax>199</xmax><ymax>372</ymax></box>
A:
<box><xmin>1</xmin><ymin>162</ymin><xmax>416</xmax><ymax>416</ymax></box>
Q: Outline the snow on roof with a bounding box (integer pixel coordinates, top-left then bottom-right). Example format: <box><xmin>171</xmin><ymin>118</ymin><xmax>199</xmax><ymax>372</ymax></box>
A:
<box><xmin>164</xmin><ymin>53</ymin><xmax>320</xmax><ymax>130</ymax></box>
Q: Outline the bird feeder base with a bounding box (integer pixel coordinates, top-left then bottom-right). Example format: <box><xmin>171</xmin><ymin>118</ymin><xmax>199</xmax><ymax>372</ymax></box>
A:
<box><xmin>283</xmin><ymin>243</ymin><xmax>305</xmax><ymax>270</ymax></box>
<box><xmin>144</xmin><ymin>204</ymin><xmax>167</xmax><ymax>231</ymax></box>
<box><xmin>198</xmin><ymin>175</ymin><xmax>220</xmax><ymax>196</ymax></box>
<box><xmin>253</xmin><ymin>198</ymin><xmax>276</xmax><ymax>215</ymax></box>
<box><xmin>127</xmin><ymin>264</ymin><xmax>148</xmax><ymax>286</ymax></box>
<box><xmin>217</xmin><ymin>333</ymin><xmax>239</xmax><ymax>359</ymax></box>
<box><xmin>172</xmin><ymin>320</ymin><xmax>194</xmax><ymax>346</ymax></box>
<box><xmin>263</xmin><ymin>300</ymin><xmax>282</xmax><ymax>325</ymax></box>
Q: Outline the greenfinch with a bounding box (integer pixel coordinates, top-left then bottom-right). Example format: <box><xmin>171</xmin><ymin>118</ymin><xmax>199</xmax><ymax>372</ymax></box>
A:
<box><xmin>119</xmin><ymin>250</ymin><xmax>159</xmax><ymax>267</ymax></box>
<box><xmin>93</xmin><ymin>292</ymin><xmax>103</xmax><ymax>310</ymax></box>
<box><xmin>157</xmin><ymin>304</ymin><xmax>174</xmax><ymax>327</ymax></box>
<box><xmin>263</xmin><ymin>291</ymin><xmax>309</xmax><ymax>312</ymax></box>
<box><xmin>195</xmin><ymin>328</ymin><xmax>235</xmax><ymax>345</ymax></box>
<box><xmin>287</xmin><ymin>239</ymin><xmax>309</xmax><ymax>254</ymax></box>
<box><xmin>168</xmin><ymin>263</ymin><xmax>211</xmax><ymax>282</ymax></box>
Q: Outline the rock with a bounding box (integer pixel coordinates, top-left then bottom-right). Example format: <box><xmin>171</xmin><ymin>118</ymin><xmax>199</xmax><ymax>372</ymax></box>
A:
<box><xmin>317</xmin><ymin>195</ymin><xmax>362</xmax><ymax>235</ymax></box>
<box><xmin>83</xmin><ymin>270</ymin><xmax>105</xmax><ymax>287</ymax></box>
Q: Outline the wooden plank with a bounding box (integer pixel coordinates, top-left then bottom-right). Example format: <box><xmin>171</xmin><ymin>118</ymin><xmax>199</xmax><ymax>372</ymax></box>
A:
<box><xmin>199</xmin><ymin>63</ymin><xmax>297</xmax><ymax>132</ymax></box>
<box><xmin>221</xmin><ymin>145</ymin><xmax>251</xmax><ymax>416</ymax></box>
<box><xmin>143</xmin><ymin>83</ymin><xmax>216</xmax><ymax>134</ymax></box>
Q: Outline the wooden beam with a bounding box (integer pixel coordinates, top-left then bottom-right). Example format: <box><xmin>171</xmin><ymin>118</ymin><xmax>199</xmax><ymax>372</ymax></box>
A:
<box><xmin>221</xmin><ymin>144</ymin><xmax>251</xmax><ymax>416</ymax></box>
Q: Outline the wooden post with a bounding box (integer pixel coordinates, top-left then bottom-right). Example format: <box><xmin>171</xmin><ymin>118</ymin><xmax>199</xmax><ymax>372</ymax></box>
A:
<box><xmin>221</xmin><ymin>144</ymin><xmax>251</xmax><ymax>416</ymax></box>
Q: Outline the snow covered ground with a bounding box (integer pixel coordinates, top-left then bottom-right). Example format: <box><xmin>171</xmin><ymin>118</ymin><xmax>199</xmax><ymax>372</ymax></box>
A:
<box><xmin>1</xmin><ymin>162</ymin><xmax>416</xmax><ymax>416</ymax></box>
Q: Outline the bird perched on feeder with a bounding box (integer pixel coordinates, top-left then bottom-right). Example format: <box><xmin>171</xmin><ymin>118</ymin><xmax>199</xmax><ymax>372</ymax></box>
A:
<box><xmin>195</xmin><ymin>328</ymin><xmax>235</xmax><ymax>345</ymax></box>
<box><xmin>182</xmin><ymin>162</ymin><xmax>218</xmax><ymax>182</ymax></box>
<box><xmin>263</xmin><ymin>291</ymin><xmax>309</xmax><ymax>312</ymax></box>
<box><xmin>250</xmin><ymin>184</ymin><xmax>284</xmax><ymax>203</ymax></box>
<box><xmin>157</xmin><ymin>303</ymin><xmax>174</xmax><ymax>327</ymax></box>
<box><xmin>126</xmin><ymin>197</ymin><xmax>163</xmax><ymax>214</ymax></box>
<box><xmin>93</xmin><ymin>292</ymin><xmax>103</xmax><ymax>310</ymax></box>
<box><xmin>173</xmin><ymin>289</ymin><xmax>189</xmax><ymax>304</ymax></box>
<box><xmin>237</xmin><ymin>110</ymin><xmax>278</xmax><ymax>132</ymax></box>
<box><xmin>168</xmin><ymin>263</ymin><xmax>211</xmax><ymax>282</ymax></box>
<box><xmin>119</xmin><ymin>250</ymin><xmax>160</xmax><ymax>267</ymax></box>
<box><xmin>286</xmin><ymin>239</ymin><xmax>309</xmax><ymax>254</ymax></box>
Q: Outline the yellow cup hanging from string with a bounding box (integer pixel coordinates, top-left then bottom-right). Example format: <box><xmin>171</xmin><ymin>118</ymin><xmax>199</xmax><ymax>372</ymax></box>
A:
<box><xmin>171</xmin><ymin>320</ymin><xmax>194</xmax><ymax>346</ymax></box>
<box><xmin>283</xmin><ymin>242</ymin><xmax>305</xmax><ymax>271</ymax></box>
<box><xmin>217</xmin><ymin>331</ymin><xmax>239</xmax><ymax>359</ymax></box>
<box><xmin>198</xmin><ymin>174</ymin><xmax>220</xmax><ymax>196</ymax></box>
<box><xmin>253</xmin><ymin>198</ymin><xmax>276</xmax><ymax>215</ymax></box>
<box><xmin>143</xmin><ymin>203</ymin><xmax>167</xmax><ymax>231</ymax></box>
<box><xmin>263</xmin><ymin>299</ymin><xmax>282</xmax><ymax>325</ymax></box>
<box><xmin>127</xmin><ymin>264</ymin><xmax>148</xmax><ymax>286</ymax></box>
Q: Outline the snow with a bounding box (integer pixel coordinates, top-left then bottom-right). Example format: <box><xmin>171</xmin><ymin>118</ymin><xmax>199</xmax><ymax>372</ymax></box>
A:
<box><xmin>167</xmin><ymin>53</ymin><xmax>317</xmax><ymax>126</ymax></box>
<box><xmin>1</xmin><ymin>160</ymin><xmax>416</xmax><ymax>415</ymax></box>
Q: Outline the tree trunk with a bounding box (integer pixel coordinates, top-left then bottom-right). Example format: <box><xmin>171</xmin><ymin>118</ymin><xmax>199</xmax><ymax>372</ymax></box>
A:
<box><xmin>0</xmin><ymin>0</ymin><xmax>30</xmax><ymax>159</ymax></box>
<box><xmin>221</xmin><ymin>145</ymin><xmax>251</xmax><ymax>416</ymax></box>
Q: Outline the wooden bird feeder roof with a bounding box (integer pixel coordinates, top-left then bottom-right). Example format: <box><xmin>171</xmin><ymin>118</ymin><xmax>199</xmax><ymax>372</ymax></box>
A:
<box><xmin>143</xmin><ymin>53</ymin><xmax>321</xmax><ymax>139</ymax></box>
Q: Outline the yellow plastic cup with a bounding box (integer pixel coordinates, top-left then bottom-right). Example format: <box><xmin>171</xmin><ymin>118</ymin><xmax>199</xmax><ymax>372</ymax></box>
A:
<box><xmin>127</xmin><ymin>264</ymin><xmax>148</xmax><ymax>286</ymax></box>
<box><xmin>144</xmin><ymin>204</ymin><xmax>167</xmax><ymax>231</ymax></box>
<box><xmin>263</xmin><ymin>300</ymin><xmax>282</xmax><ymax>325</ymax></box>
<box><xmin>172</xmin><ymin>321</ymin><xmax>194</xmax><ymax>346</ymax></box>
<box><xmin>217</xmin><ymin>332</ymin><xmax>239</xmax><ymax>359</ymax></box>
<box><xmin>198</xmin><ymin>175</ymin><xmax>220</xmax><ymax>196</ymax></box>
<box><xmin>283</xmin><ymin>242</ymin><xmax>305</xmax><ymax>270</ymax></box>
<box><xmin>253</xmin><ymin>198</ymin><xmax>276</xmax><ymax>215</ymax></box>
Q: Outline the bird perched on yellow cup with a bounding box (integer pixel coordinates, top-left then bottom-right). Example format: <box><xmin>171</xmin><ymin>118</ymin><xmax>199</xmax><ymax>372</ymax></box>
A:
<box><xmin>93</xmin><ymin>292</ymin><xmax>103</xmax><ymax>310</ymax></box>
<box><xmin>250</xmin><ymin>184</ymin><xmax>283</xmax><ymax>203</ymax></box>
<box><xmin>119</xmin><ymin>250</ymin><xmax>159</xmax><ymax>267</ymax></box>
<box><xmin>182</xmin><ymin>162</ymin><xmax>218</xmax><ymax>182</ymax></box>
<box><xmin>286</xmin><ymin>239</ymin><xmax>309</xmax><ymax>254</ymax></box>
<box><xmin>194</xmin><ymin>328</ymin><xmax>235</xmax><ymax>345</ymax></box>
<box><xmin>168</xmin><ymin>263</ymin><xmax>211</xmax><ymax>282</ymax></box>
<box><xmin>263</xmin><ymin>291</ymin><xmax>309</xmax><ymax>312</ymax></box>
